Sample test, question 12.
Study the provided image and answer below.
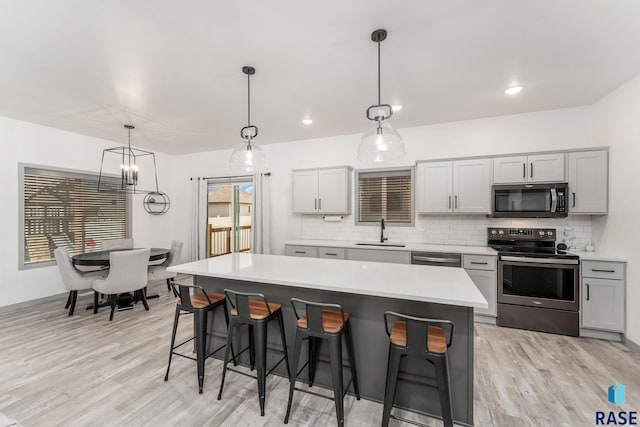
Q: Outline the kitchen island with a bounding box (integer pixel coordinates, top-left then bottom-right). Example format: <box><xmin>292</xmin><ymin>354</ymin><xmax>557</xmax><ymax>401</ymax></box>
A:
<box><xmin>169</xmin><ymin>253</ymin><xmax>487</xmax><ymax>425</ymax></box>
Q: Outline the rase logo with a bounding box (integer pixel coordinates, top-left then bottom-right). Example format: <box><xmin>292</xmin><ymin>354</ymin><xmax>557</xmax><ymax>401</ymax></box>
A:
<box><xmin>596</xmin><ymin>382</ymin><xmax>637</xmax><ymax>425</ymax></box>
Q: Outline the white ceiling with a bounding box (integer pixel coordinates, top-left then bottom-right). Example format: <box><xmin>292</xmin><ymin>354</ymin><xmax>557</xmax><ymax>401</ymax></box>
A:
<box><xmin>1</xmin><ymin>0</ymin><xmax>640</xmax><ymax>154</ymax></box>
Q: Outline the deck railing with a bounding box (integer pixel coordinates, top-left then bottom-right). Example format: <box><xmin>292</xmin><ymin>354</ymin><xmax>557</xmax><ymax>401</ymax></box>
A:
<box><xmin>208</xmin><ymin>225</ymin><xmax>251</xmax><ymax>257</ymax></box>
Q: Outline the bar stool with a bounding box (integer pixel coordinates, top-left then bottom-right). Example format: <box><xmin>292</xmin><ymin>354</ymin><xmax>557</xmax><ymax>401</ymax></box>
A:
<box><xmin>284</xmin><ymin>298</ymin><xmax>360</xmax><ymax>427</ymax></box>
<box><xmin>382</xmin><ymin>311</ymin><xmax>455</xmax><ymax>427</ymax></box>
<box><xmin>217</xmin><ymin>289</ymin><xmax>291</xmax><ymax>416</ymax></box>
<box><xmin>164</xmin><ymin>283</ymin><xmax>235</xmax><ymax>394</ymax></box>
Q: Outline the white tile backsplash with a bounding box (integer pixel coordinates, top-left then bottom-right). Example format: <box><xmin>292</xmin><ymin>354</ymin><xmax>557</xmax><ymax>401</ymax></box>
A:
<box><xmin>300</xmin><ymin>214</ymin><xmax>593</xmax><ymax>249</ymax></box>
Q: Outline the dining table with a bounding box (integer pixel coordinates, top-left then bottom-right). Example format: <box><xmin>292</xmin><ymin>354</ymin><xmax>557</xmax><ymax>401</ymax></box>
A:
<box><xmin>71</xmin><ymin>247</ymin><xmax>170</xmax><ymax>308</ymax></box>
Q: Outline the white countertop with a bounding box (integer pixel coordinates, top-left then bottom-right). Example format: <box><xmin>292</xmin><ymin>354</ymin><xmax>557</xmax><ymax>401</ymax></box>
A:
<box><xmin>169</xmin><ymin>253</ymin><xmax>488</xmax><ymax>309</ymax></box>
<box><xmin>285</xmin><ymin>239</ymin><xmax>498</xmax><ymax>256</ymax></box>
<box><xmin>568</xmin><ymin>250</ymin><xmax>627</xmax><ymax>263</ymax></box>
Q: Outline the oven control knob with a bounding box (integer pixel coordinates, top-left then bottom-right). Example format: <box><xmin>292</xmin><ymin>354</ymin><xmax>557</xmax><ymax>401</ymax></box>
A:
<box><xmin>539</xmin><ymin>231</ymin><xmax>545</xmax><ymax>236</ymax></box>
<box><xmin>547</xmin><ymin>231</ymin><xmax>553</xmax><ymax>236</ymax></box>
<box><xmin>498</xmin><ymin>230</ymin><xmax>504</xmax><ymax>235</ymax></box>
<box><xmin>491</xmin><ymin>230</ymin><xmax>497</xmax><ymax>235</ymax></box>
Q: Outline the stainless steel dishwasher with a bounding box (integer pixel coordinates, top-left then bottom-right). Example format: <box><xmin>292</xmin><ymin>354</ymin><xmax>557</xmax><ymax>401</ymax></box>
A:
<box><xmin>411</xmin><ymin>252</ymin><xmax>462</xmax><ymax>267</ymax></box>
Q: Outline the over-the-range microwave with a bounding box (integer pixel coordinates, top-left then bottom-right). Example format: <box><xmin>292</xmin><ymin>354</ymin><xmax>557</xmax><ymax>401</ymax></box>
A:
<box><xmin>491</xmin><ymin>183</ymin><xmax>568</xmax><ymax>218</ymax></box>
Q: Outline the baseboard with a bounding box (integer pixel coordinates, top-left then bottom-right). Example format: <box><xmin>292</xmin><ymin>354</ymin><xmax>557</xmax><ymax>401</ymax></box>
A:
<box><xmin>579</xmin><ymin>328</ymin><xmax>624</xmax><ymax>342</ymax></box>
<box><xmin>474</xmin><ymin>315</ymin><xmax>497</xmax><ymax>325</ymax></box>
<box><xmin>0</xmin><ymin>292</ymin><xmax>69</xmax><ymax>314</ymax></box>
<box><xmin>625</xmin><ymin>336</ymin><xmax>640</xmax><ymax>354</ymax></box>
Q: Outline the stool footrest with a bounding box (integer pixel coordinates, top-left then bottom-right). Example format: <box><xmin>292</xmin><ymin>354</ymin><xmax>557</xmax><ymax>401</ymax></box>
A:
<box><xmin>389</xmin><ymin>413</ymin><xmax>432</xmax><ymax>427</ymax></box>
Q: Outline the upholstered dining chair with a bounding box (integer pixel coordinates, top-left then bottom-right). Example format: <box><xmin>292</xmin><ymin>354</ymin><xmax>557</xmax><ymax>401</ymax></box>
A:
<box><xmin>54</xmin><ymin>247</ymin><xmax>107</xmax><ymax>316</ymax></box>
<box><xmin>92</xmin><ymin>248</ymin><xmax>151</xmax><ymax>321</ymax></box>
<box><xmin>102</xmin><ymin>238</ymin><xmax>134</xmax><ymax>251</ymax></box>
<box><xmin>148</xmin><ymin>240</ymin><xmax>183</xmax><ymax>296</ymax></box>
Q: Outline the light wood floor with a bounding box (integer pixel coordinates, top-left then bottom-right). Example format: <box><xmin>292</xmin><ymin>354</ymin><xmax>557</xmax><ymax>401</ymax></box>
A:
<box><xmin>1</xmin><ymin>275</ymin><xmax>638</xmax><ymax>427</ymax></box>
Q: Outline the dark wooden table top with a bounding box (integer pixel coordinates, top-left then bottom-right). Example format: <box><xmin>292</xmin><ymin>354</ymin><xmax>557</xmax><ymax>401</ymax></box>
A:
<box><xmin>71</xmin><ymin>248</ymin><xmax>170</xmax><ymax>266</ymax></box>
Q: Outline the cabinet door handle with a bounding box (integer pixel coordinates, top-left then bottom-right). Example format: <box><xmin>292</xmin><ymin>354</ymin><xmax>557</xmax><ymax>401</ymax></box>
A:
<box><xmin>314</xmin><ymin>198</ymin><xmax>317</xmax><ymax>210</ymax></box>
<box><xmin>454</xmin><ymin>195</ymin><xmax>458</xmax><ymax>209</ymax></box>
<box><xmin>325</xmin><ymin>252</ymin><xmax>338</xmax><ymax>256</ymax></box>
<box><xmin>470</xmin><ymin>261</ymin><xmax>488</xmax><ymax>265</ymax></box>
<box><xmin>319</xmin><ymin>198</ymin><xmax>321</xmax><ymax>210</ymax></box>
<box><xmin>572</xmin><ymin>192</ymin><xmax>576</xmax><ymax>207</ymax></box>
<box><xmin>294</xmin><ymin>251</ymin><xmax>306</xmax><ymax>254</ymax></box>
<box><xmin>448</xmin><ymin>195</ymin><xmax>452</xmax><ymax>209</ymax></box>
<box><xmin>522</xmin><ymin>163</ymin><xmax>526</xmax><ymax>179</ymax></box>
<box><xmin>530</xmin><ymin>162</ymin><xmax>533</xmax><ymax>178</ymax></box>
<box><xmin>586</xmin><ymin>283</ymin><xmax>590</xmax><ymax>301</ymax></box>
<box><xmin>592</xmin><ymin>268</ymin><xmax>616</xmax><ymax>273</ymax></box>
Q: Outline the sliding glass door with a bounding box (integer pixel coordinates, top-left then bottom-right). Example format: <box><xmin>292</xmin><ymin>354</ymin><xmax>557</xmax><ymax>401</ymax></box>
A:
<box><xmin>206</xmin><ymin>178</ymin><xmax>253</xmax><ymax>257</ymax></box>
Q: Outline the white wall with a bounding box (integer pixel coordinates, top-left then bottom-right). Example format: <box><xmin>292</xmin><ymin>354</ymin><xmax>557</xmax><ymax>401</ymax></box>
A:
<box><xmin>170</xmin><ymin>106</ymin><xmax>598</xmax><ymax>259</ymax></box>
<box><xmin>591</xmin><ymin>74</ymin><xmax>640</xmax><ymax>344</ymax></box>
<box><xmin>0</xmin><ymin>116</ymin><xmax>176</xmax><ymax>307</ymax></box>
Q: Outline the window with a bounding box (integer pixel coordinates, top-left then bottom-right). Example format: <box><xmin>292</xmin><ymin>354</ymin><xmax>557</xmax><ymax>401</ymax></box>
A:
<box><xmin>355</xmin><ymin>168</ymin><xmax>414</xmax><ymax>225</ymax></box>
<box><xmin>20</xmin><ymin>164</ymin><xmax>129</xmax><ymax>269</ymax></box>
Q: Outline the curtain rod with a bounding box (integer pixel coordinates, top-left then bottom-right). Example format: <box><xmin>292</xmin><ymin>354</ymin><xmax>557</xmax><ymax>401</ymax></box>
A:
<box><xmin>190</xmin><ymin>172</ymin><xmax>271</xmax><ymax>180</ymax></box>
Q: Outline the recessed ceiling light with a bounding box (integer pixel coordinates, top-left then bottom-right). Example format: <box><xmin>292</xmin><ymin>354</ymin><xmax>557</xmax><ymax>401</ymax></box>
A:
<box><xmin>505</xmin><ymin>86</ymin><xmax>523</xmax><ymax>95</ymax></box>
<box><xmin>302</xmin><ymin>118</ymin><xmax>313</xmax><ymax>125</ymax></box>
<box><xmin>392</xmin><ymin>105</ymin><xmax>403</xmax><ymax>112</ymax></box>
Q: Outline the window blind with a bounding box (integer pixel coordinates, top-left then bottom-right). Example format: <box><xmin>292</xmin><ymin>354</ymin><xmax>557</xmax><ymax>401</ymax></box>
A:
<box><xmin>357</xmin><ymin>169</ymin><xmax>412</xmax><ymax>224</ymax></box>
<box><xmin>23</xmin><ymin>167</ymin><xmax>128</xmax><ymax>265</ymax></box>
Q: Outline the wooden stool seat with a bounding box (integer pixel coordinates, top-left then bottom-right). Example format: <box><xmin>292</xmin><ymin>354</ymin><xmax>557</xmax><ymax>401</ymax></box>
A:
<box><xmin>390</xmin><ymin>321</ymin><xmax>447</xmax><ymax>353</ymax></box>
<box><xmin>297</xmin><ymin>309</ymin><xmax>350</xmax><ymax>333</ymax></box>
<box><xmin>230</xmin><ymin>299</ymin><xmax>281</xmax><ymax>319</ymax></box>
<box><xmin>178</xmin><ymin>292</ymin><xmax>225</xmax><ymax>308</ymax></box>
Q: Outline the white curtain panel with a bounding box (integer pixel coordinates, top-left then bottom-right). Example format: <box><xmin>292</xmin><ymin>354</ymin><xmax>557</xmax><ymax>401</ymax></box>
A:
<box><xmin>251</xmin><ymin>173</ymin><xmax>271</xmax><ymax>254</ymax></box>
<box><xmin>190</xmin><ymin>177</ymin><xmax>208</xmax><ymax>261</ymax></box>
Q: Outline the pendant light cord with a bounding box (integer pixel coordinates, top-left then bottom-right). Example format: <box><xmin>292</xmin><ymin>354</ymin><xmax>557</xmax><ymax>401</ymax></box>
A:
<box><xmin>377</xmin><ymin>40</ymin><xmax>381</xmax><ymax>106</ymax></box>
<box><xmin>247</xmin><ymin>72</ymin><xmax>251</xmax><ymax>127</ymax></box>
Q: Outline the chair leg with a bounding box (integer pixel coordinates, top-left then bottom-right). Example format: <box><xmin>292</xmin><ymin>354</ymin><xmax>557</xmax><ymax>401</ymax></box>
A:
<box><xmin>68</xmin><ymin>291</ymin><xmax>78</xmax><ymax>316</ymax></box>
<box><xmin>382</xmin><ymin>346</ymin><xmax>402</xmax><ymax>427</ymax></box>
<box><xmin>254</xmin><ymin>322</ymin><xmax>268</xmax><ymax>416</ymax></box>
<box><xmin>166</xmin><ymin>278</ymin><xmax>172</xmax><ymax>292</ymax></box>
<box><xmin>328</xmin><ymin>335</ymin><xmax>345</xmax><ymax>427</ymax></box>
<box><xmin>434</xmin><ymin>355</ymin><xmax>454</xmax><ymax>427</ymax></box>
<box><xmin>284</xmin><ymin>330</ymin><xmax>304</xmax><ymax>424</ymax></box>
<box><xmin>277</xmin><ymin>312</ymin><xmax>291</xmax><ymax>380</ymax></box>
<box><xmin>139</xmin><ymin>290</ymin><xmax>149</xmax><ymax>311</ymax></box>
<box><xmin>93</xmin><ymin>291</ymin><xmax>99</xmax><ymax>314</ymax></box>
<box><xmin>249</xmin><ymin>324</ymin><xmax>255</xmax><ymax>371</ymax></box>
<box><xmin>64</xmin><ymin>291</ymin><xmax>72</xmax><ymax>309</ymax></box>
<box><xmin>109</xmin><ymin>294</ymin><xmax>117</xmax><ymax>321</ymax></box>
<box><xmin>164</xmin><ymin>306</ymin><xmax>180</xmax><ymax>382</ymax></box>
<box><xmin>222</xmin><ymin>304</ymin><xmax>237</xmax><ymax>366</ymax></box>
<box><xmin>344</xmin><ymin>322</ymin><xmax>360</xmax><ymax>400</ymax></box>
<box><xmin>218</xmin><ymin>319</ymin><xmax>237</xmax><ymax>400</ymax></box>
<box><xmin>308</xmin><ymin>337</ymin><xmax>318</xmax><ymax>387</ymax></box>
<box><xmin>194</xmin><ymin>310</ymin><xmax>208</xmax><ymax>394</ymax></box>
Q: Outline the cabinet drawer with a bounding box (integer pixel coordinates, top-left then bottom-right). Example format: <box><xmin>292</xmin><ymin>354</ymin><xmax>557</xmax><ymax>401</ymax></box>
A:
<box><xmin>318</xmin><ymin>247</ymin><xmax>346</xmax><ymax>259</ymax></box>
<box><xmin>284</xmin><ymin>245</ymin><xmax>318</xmax><ymax>258</ymax></box>
<box><xmin>347</xmin><ymin>248</ymin><xmax>411</xmax><ymax>264</ymax></box>
<box><xmin>463</xmin><ymin>255</ymin><xmax>496</xmax><ymax>271</ymax></box>
<box><xmin>582</xmin><ymin>261</ymin><xmax>624</xmax><ymax>280</ymax></box>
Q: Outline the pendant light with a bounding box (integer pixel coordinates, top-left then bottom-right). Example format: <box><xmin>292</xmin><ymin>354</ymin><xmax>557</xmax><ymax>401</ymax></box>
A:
<box><xmin>229</xmin><ymin>66</ymin><xmax>267</xmax><ymax>173</ymax></box>
<box><xmin>97</xmin><ymin>124</ymin><xmax>160</xmax><ymax>194</ymax></box>
<box><xmin>357</xmin><ymin>29</ymin><xmax>405</xmax><ymax>163</ymax></box>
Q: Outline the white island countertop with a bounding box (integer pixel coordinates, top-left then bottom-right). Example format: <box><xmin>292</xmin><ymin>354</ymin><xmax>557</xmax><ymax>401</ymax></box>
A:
<box><xmin>169</xmin><ymin>253</ymin><xmax>488</xmax><ymax>309</ymax></box>
<box><xmin>285</xmin><ymin>239</ymin><xmax>498</xmax><ymax>256</ymax></box>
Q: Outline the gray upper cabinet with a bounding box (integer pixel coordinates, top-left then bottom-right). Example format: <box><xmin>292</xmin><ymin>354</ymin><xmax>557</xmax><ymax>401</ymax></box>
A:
<box><xmin>568</xmin><ymin>150</ymin><xmax>608</xmax><ymax>214</ymax></box>
<box><xmin>292</xmin><ymin>167</ymin><xmax>352</xmax><ymax>214</ymax></box>
<box><xmin>417</xmin><ymin>158</ymin><xmax>492</xmax><ymax>214</ymax></box>
<box><xmin>493</xmin><ymin>153</ymin><xmax>565</xmax><ymax>183</ymax></box>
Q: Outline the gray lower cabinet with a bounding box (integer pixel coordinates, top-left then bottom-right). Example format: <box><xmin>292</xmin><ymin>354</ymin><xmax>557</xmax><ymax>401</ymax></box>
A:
<box><xmin>346</xmin><ymin>248</ymin><xmax>411</xmax><ymax>264</ymax></box>
<box><xmin>284</xmin><ymin>245</ymin><xmax>318</xmax><ymax>258</ymax></box>
<box><xmin>581</xmin><ymin>260</ymin><xmax>625</xmax><ymax>333</ymax></box>
<box><xmin>318</xmin><ymin>247</ymin><xmax>346</xmax><ymax>259</ymax></box>
<box><xmin>463</xmin><ymin>255</ymin><xmax>497</xmax><ymax>319</ymax></box>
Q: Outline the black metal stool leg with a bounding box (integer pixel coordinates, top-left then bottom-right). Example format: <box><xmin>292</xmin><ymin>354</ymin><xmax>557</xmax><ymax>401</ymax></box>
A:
<box><xmin>164</xmin><ymin>306</ymin><xmax>181</xmax><ymax>381</ymax></box>
<box><xmin>434</xmin><ymin>354</ymin><xmax>454</xmax><ymax>427</ymax></box>
<box><xmin>218</xmin><ymin>320</ymin><xmax>236</xmax><ymax>400</ymax></box>
<box><xmin>344</xmin><ymin>322</ymin><xmax>360</xmax><ymax>400</ymax></box>
<box><xmin>308</xmin><ymin>337</ymin><xmax>318</xmax><ymax>387</ymax></box>
<box><xmin>222</xmin><ymin>303</ymin><xmax>237</xmax><ymax>366</ymax></box>
<box><xmin>254</xmin><ymin>321</ymin><xmax>268</xmax><ymax>416</ymax></box>
<box><xmin>284</xmin><ymin>330</ymin><xmax>304</xmax><ymax>424</ymax></box>
<box><xmin>194</xmin><ymin>310</ymin><xmax>207</xmax><ymax>394</ymax></box>
<box><xmin>382</xmin><ymin>346</ymin><xmax>402</xmax><ymax>427</ymax></box>
<box><xmin>328</xmin><ymin>335</ymin><xmax>345</xmax><ymax>427</ymax></box>
<box><xmin>277</xmin><ymin>312</ymin><xmax>291</xmax><ymax>380</ymax></box>
<box><xmin>249</xmin><ymin>324</ymin><xmax>255</xmax><ymax>371</ymax></box>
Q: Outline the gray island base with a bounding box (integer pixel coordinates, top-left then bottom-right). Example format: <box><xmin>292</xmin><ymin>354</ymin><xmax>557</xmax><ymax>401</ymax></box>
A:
<box><xmin>169</xmin><ymin>254</ymin><xmax>487</xmax><ymax>426</ymax></box>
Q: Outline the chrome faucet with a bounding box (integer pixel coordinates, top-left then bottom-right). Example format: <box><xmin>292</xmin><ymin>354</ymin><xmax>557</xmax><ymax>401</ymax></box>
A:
<box><xmin>380</xmin><ymin>218</ymin><xmax>388</xmax><ymax>243</ymax></box>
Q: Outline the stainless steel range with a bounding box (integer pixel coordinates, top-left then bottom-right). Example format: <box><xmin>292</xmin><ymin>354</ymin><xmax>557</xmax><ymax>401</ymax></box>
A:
<box><xmin>488</xmin><ymin>227</ymin><xmax>580</xmax><ymax>336</ymax></box>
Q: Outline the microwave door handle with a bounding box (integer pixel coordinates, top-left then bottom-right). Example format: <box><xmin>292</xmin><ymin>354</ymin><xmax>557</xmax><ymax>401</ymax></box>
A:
<box><xmin>550</xmin><ymin>188</ymin><xmax>557</xmax><ymax>212</ymax></box>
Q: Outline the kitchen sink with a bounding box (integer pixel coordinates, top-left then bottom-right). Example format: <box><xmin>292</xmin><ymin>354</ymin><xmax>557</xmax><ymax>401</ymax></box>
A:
<box><xmin>354</xmin><ymin>242</ymin><xmax>406</xmax><ymax>247</ymax></box>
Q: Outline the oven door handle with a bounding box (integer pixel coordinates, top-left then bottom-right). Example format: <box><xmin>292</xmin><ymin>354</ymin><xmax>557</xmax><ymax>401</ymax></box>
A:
<box><xmin>550</xmin><ymin>188</ymin><xmax>557</xmax><ymax>213</ymax></box>
<box><xmin>501</xmin><ymin>255</ymin><xmax>579</xmax><ymax>265</ymax></box>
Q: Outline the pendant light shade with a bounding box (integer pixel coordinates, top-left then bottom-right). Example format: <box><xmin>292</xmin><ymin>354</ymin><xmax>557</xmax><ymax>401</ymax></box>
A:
<box><xmin>358</xmin><ymin>29</ymin><xmax>405</xmax><ymax>162</ymax></box>
<box><xmin>229</xmin><ymin>66</ymin><xmax>266</xmax><ymax>173</ymax></box>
